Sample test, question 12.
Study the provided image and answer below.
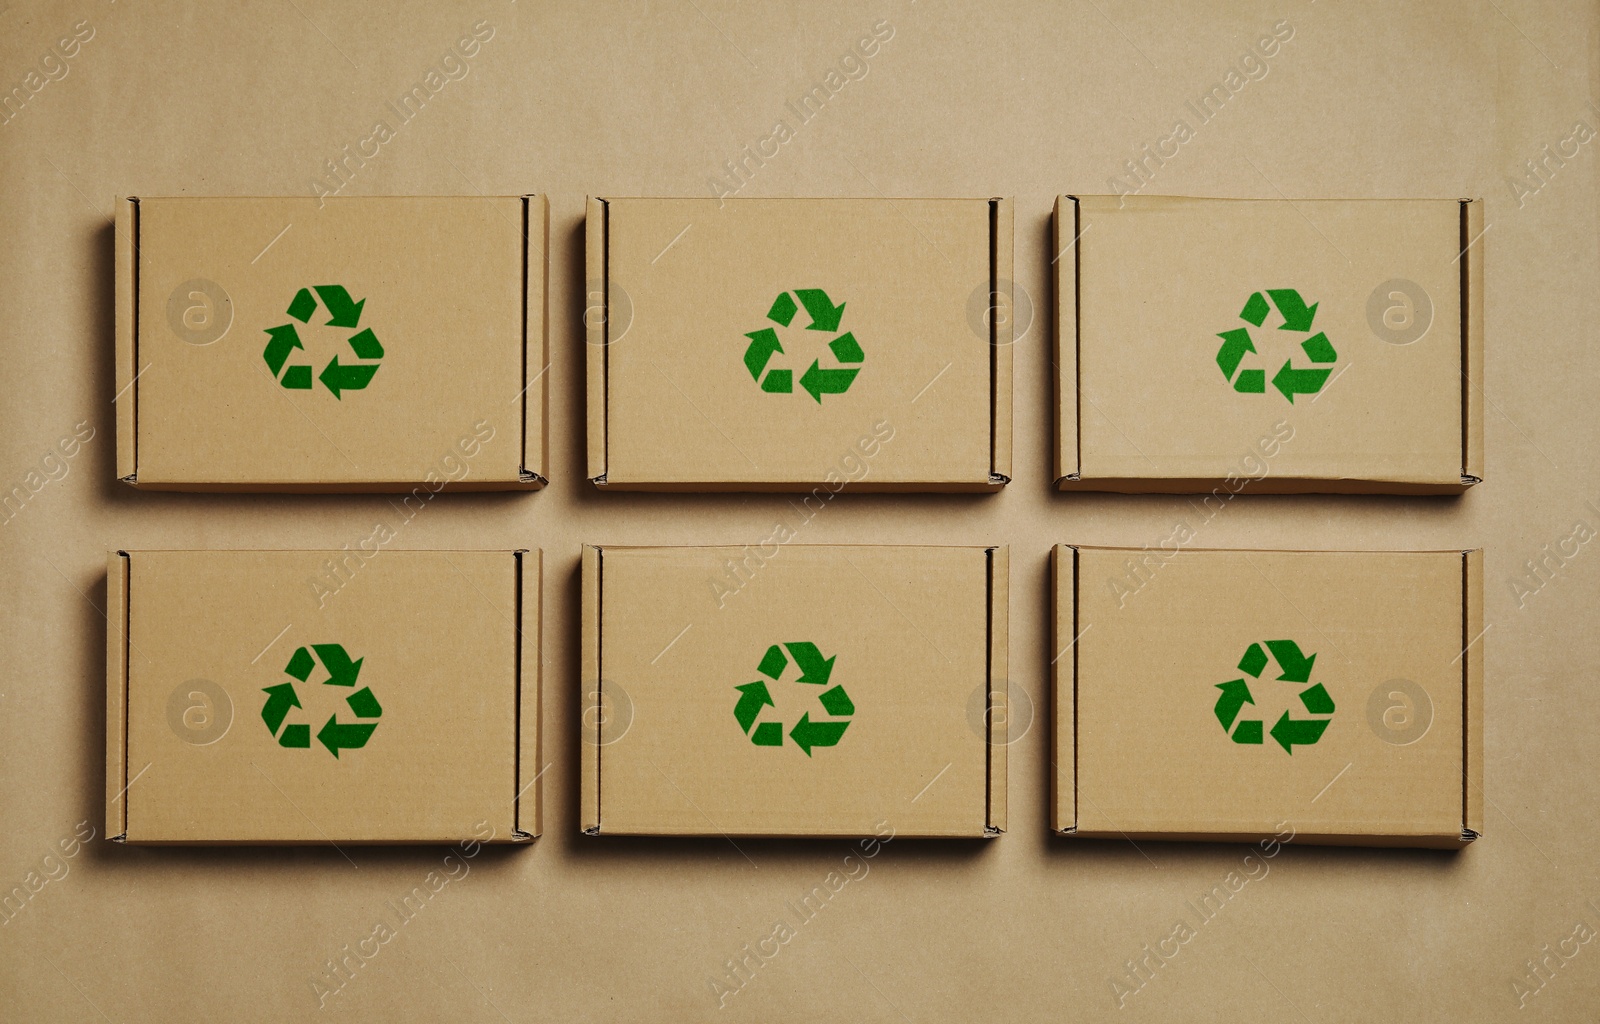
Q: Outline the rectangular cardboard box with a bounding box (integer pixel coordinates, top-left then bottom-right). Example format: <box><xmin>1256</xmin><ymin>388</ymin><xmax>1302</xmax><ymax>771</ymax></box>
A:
<box><xmin>586</xmin><ymin>197</ymin><xmax>1012</xmax><ymax>491</ymax></box>
<box><xmin>581</xmin><ymin>544</ymin><xmax>1008</xmax><ymax>836</ymax></box>
<box><xmin>115</xmin><ymin>195</ymin><xmax>548</xmax><ymax>491</ymax></box>
<box><xmin>106</xmin><ymin>549</ymin><xmax>541</xmax><ymax>844</ymax></box>
<box><xmin>1052</xmin><ymin>546</ymin><xmax>1483</xmax><ymax>848</ymax></box>
<box><xmin>1054</xmin><ymin>195</ymin><xmax>1484</xmax><ymax>494</ymax></box>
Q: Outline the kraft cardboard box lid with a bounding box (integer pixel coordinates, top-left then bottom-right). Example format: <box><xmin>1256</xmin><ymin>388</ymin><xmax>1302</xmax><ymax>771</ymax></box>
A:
<box><xmin>1054</xmin><ymin>196</ymin><xmax>1484</xmax><ymax>494</ymax></box>
<box><xmin>586</xmin><ymin>197</ymin><xmax>1013</xmax><ymax>491</ymax></box>
<box><xmin>106</xmin><ymin>549</ymin><xmax>541</xmax><ymax>844</ymax></box>
<box><xmin>1053</xmin><ymin>546</ymin><xmax>1483</xmax><ymax>848</ymax></box>
<box><xmin>581</xmin><ymin>545</ymin><xmax>1008</xmax><ymax>836</ymax></box>
<box><xmin>115</xmin><ymin>195</ymin><xmax>548</xmax><ymax>491</ymax></box>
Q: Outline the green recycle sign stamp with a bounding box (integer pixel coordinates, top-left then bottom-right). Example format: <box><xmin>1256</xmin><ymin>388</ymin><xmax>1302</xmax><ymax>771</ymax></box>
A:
<box><xmin>261</xmin><ymin>643</ymin><xmax>382</xmax><ymax>758</ymax></box>
<box><xmin>1215</xmin><ymin>289</ymin><xmax>1337</xmax><ymax>403</ymax></box>
<box><xmin>262</xmin><ymin>285</ymin><xmax>383</xmax><ymax>398</ymax></box>
<box><xmin>1214</xmin><ymin>639</ymin><xmax>1336</xmax><ymax>754</ymax></box>
<box><xmin>742</xmin><ymin>289</ymin><xmax>864</xmax><ymax>403</ymax></box>
<box><xmin>733</xmin><ymin>642</ymin><xmax>854</xmax><ymax>755</ymax></box>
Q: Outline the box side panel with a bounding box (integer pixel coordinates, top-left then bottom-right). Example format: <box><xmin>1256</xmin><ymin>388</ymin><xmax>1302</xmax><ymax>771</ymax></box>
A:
<box><xmin>515</xmin><ymin>550</ymin><xmax>543</xmax><ymax>839</ymax></box>
<box><xmin>1464</xmin><ymin>548</ymin><xmax>1484</xmax><ymax>838</ymax></box>
<box><xmin>986</xmin><ymin>546</ymin><xmax>1008</xmax><ymax>834</ymax></box>
<box><xmin>522</xmin><ymin>195</ymin><xmax>550</xmax><ymax>487</ymax></box>
<box><xmin>990</xmin><ymin>199</ymin><xmax>1014</xmax><ymax>483</ymax></box>
<box><xmin>1052</xmin><ymin>545</ymin><xmax>1078</xmax><ymax>832</ymax></box>
<box><xmin>1054</xmin><ymin>197</ymin><xmax>1080</xmax><ymax>486</ymax></box>
<box><xmin>1056</xmin><ymin>475</ymin><xmax>1470</xmax><ymax>496</ymax></box>
<box><xmin>1070</xmin><ymin>828</ymin><xmax>1469</xmax><ymax>850</ymax></box>
<box><xmin>115</xmin><ymin>198</ymin><xmax>138</xmax><ymax>482</ymax></box>
<box><xmin>1462</xmin><ymin>199</ymin><xmax>1485</xmax><ymax>483</ymax></box>
<box><xmin>106</xmin><ymin>551</ymin><xmax>131</xmax><ymax>840</ymax></box>
<box><xmin>585</xmin><ymin>198</ymin><xmax>608</xmax><ymax>482</ymax></box>
<box><xmin>580</xmin><ymin>545</ymin><xmax>602</xmax><ymax>832</ymax></box>
<box><xmin>587</xmin><ymin>478</ymin><xmax>1004</xmax><ymax>494</ymax></box>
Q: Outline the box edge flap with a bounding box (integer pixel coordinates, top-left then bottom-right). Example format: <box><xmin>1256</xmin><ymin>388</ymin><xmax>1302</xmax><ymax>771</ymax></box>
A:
<box><xmin>986</xmin><ymin>545</ymin><xmax>1008</xmax><ymax>835</ymax></box>
<box><xmin>513</xmin><ymin>548</ymin><xmax>542</xmax><ymax>841</ymax></box>
<box><xmin>1463</xmin><ymin>546</ymin><xmax>1484</xmax><ymax>840</ymax></box>
<box><xmin>585</xmin><ymin>198</ymin><xmax>609</xmax><ymax>484</ymax></box>
<box><xmin>989</xmin><ymin>198</ymin><xmax>1013</xmax><ymax>486</ymax></box>
<box><xmin>106</xmin><ymin>550</ymin><xmax>130</xmax><ymax>842</ymax></box>
<box><xmin>1054</xmin><ymin>196</ymin><xmax>1082</xmax><ymax>488</ymax></box>
<box><xmin>520</xmin><ymin>194</ymin><xmax>551</xmax><ymax>489</ymax></box>
<box><xmin>1461</xmin><ymin>198</ymin><xmax>1486</xmax><ymax>485</ymax></box>
<box><xmin>580</xmin><ymin>544</ymin><xmax>603</xmax><ymax>834</ymax></box>
<box><xmin>115</xmin><ymin>198</ymin><xmax>138</xmax><ymax>484</ymax></box>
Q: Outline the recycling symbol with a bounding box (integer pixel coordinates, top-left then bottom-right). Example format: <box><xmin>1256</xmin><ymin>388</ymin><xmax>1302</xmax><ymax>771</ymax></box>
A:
<box><xmin>261</xmin><ymin>643</ymin><xmax>382</xmax><ymax>758</ymax></box>
<box><xmin>262</xmin><ymin>285</ymin><xmax>383</xmax><ymax>398</ymax></box>
<box><xmin>741</xmin><ymin>289</ymin><xmax>864</xmax><ymax>403</ymax></box>
<box><xmin>733</xmin><ymin>642</ymin><xmax>854</xmax><ymax>755</ymax></box>
<box><xmin>1213</xmin><ymin>639</ymin><xmax>1335</xmax><ymax>754</ymax></box>
<box><xmin>1214</xmin><ymin>289</ymin><xmax>1337</xmax><ymax>403</ymax></box>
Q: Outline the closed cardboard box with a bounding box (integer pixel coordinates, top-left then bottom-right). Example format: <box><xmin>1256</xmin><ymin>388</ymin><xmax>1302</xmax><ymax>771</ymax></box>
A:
<box><xmin>1054</xmin><ymin>196</ymin><xmax>1484</xmax><ymax>493</ymax></box>
<box><xmin>586</xmin><ymin>197</ymin><xmax>1013</xmax><ymax>491</ymax></box>
<box><xmin>581</xmin><ymin>545</ymin><xmax>1008</xmax><ymax>836</ymax></box>
<box><xmin>115</xmin><ymin>196</ymin><xmax>548</xmax><ymax>491</ymax></box>
<box><xmin>1053</xmin><ymin>546</ymin><xmax>1483</xmax><ymax>848</ymax></box>
<box><xmin>106</xmin><ymin>549</ymin><xmax>541</xmax><ymax>844</ymax></box>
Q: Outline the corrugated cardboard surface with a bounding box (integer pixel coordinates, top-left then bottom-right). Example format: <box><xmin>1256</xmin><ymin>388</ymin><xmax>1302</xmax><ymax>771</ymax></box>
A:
<box><xmin>588</xmin><ymin>197</ymin><xmax>1010</xmax><ymax>489</ymax></box>
<box><xmin>116</xmin><ymin>195</ymin><xmax>546</xmax><ymax>489</ymax></box>
<box><xmin>108</xmin><ymin>549</ymin><xmax>537</xmax><ymax>843</ymax></box>
<box><xmin>3</xmin><ymin>2</ymin><xmax>1597</xmax><ymax>1019</ymax></box>
<box><xmin>1054</xmin><ymin>546</ymin><xmax>1478</xmax><ymax>847</ymax></box>
<box><xmin>1056</xmin><ymin>195</ymin><xmax>1480</xmax><ymax>492</ymax></box>
<box><xmin>581</xmin><ymin>545</ymin><xmax>1003</xmax><ymax>836</ymax></box>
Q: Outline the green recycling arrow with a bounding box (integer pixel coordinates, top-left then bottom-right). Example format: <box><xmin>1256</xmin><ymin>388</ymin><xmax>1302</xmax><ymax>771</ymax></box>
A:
<box><xmin>1213</xmin><ymin>679</ymin><xmax>1254</xmax><ymax>730</ymax></box>
<box><xmin>1240</xmin><ymin>291</ymin><xmax>1270</xmax><ymax>327</ymax></box>
<box><xmin>734</xmin><ymin>680</ymin><xmax>775</xmax><ymax>734</ymax></box>
<box><xmin>1214</xmin><ymin>639</ymin><xmax>1334</xmax><ymax>753</ymax></box>
<box><xmin>743</xmin><ymin>328</ymin><xmax>784</xmax><ymax>382</ymax></box>
<box><xmin>785</xmin><ymin>641</ymin><xmax>835</xmax><ymax>685</ymax></box>
<box><xmin>314</xmin><ymin>285</ymin><xmax>365</xmax><ymax>328</ymax></box>
<box><xmin>1213</xmin><ymin>288</ymin><xmax>1337</xmax><ymax>403</ymax></box>
<box><xmin>346</xmin><ymin>686</ymin><xmax>382</xmax><ymax>718</ymax></box>
<box><xmin>260</xmin><ymin>682</ymin><xmax>301</xmax><ymax>735</ymax></box>
<box><xmin>800</xmin><ymin>361</ymin><xmax>859</xmax><ymax>404</ymax></box>
<box><xmin>1215</xmin><ymin>328</ymin><xmax>1255</xmax><ymax>381</ymax></box>
<box><xmin>740</xmin><ymin>289</ymin><xmax>863</xmax><ymax>401</ymax></box>
<box><xmin>1271</xmin><ymin>362</ymin><xmax>1332</xmax><ymax>403</ymax></box>
<box><xmin>795</xmin><ymin>289</ymin><xmax>845</xmax><ymax>331</ymax></box>
<box><xmin>318</xmin><ymin>716</ymin><xmax>378</xmax><ymax>758</ymax></box>
<box><xmin>817</xmin><ymin>684</ymin><xmax>855</xmax><ymax>717</ymax></box>
<box><xmin>319</xmin><ymin>355</ymin><xmax>381</xmax><ymax>399</ymax></box>
<box><xmin>1264</xmin><ymin>639</ymin><xmax>1315</xmax><ymax>683</ymax></box>
<box><xmin>1267</xmin><ymin>289</ymin><xmax>1317</xmax><ymax>332</ymax></box>
<box><xmin>286</xmin><ymin>646</ymin><xmax>315</xmax><ymax>682</ymax></box>
<box><xmin>1238</xmin><ymin>643</ymin><xmax>1269</xmax><ymax>679</ymax></box>
<box><xmin>1269</xmin><ymin>711</ymin><xmax>1330</xmax><ymax>754</ymax></box>
<box><xmin>311</xmin><ymin>643</ymin><xmax>363</xmax><ymax>687</ymax></box>
<box><xmin>733</xmin><ymin>641</ymin><xmax>852</xmax><ymax>755</ymax></box>
<box><xmin>261</xmin><ymin>644</ymin><xmax>382</xmax><ymax>758</ymax></box>
<box><xmin>790</xmin><ymin>713</ymin><xmax>849</xmax><ymax>756</ymax></box>
<box><xmin>288</xmin><ymin>288</ymin><xmax>318</xmax><ymax>323</ymax></box>
<box><xmin>262</xmin><ymin>325</ymin><xmax>304</xmax><ymax>376</ymax></box>
<box><xmin>263</xmin><ymin>284</ymin><xmax>382</xmax><ymax>397</ymax></box>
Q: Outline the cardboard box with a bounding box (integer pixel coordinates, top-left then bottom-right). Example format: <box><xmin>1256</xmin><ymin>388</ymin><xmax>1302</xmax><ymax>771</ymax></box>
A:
<box><xmin>114</xmin><ymin>195</ymin><xmax>548</xmax><ymax>491</ymax></box>
<box><xmin>585</xmin><ymin>197</ymin><xmax>1012</xmax><ymax>491</ymax></box>
<box><xmin>1054</xmin><ymin>196</ymin><xmax>1484</xmax><ymax>494</ymax></box>
<box><xmin>106</xmin><ymin>549</ymin><xmax>541</xmax><ymax>844</ymax></box>
<box><xmin>1052</xmin><ymin>545</ymin><xmax>1483</xmax><ymax>848</ymax></box>
<box><xmin>581</xmin><ymin>545</ymin><xmax>1007</xmax><ymax>836</ymax></box>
